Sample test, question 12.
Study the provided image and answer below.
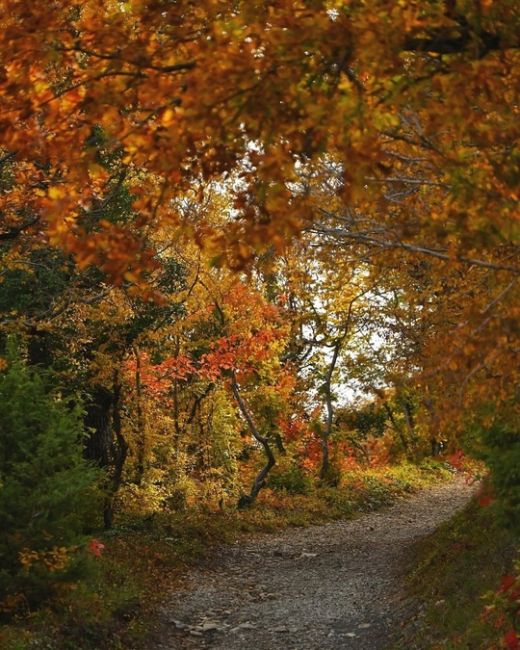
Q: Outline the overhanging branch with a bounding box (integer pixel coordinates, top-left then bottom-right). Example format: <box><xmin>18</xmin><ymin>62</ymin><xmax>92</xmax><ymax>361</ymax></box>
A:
<box><xmin>311</xmin><ymin>225</ymin><xmax>520</xmax><ymax>275</ymax></box>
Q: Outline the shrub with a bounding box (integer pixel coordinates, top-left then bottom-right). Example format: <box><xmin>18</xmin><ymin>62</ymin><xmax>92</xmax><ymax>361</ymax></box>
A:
<box><xmin>0</xmin><ymin>351</ymin><xmax>102</xmax><ymax>609</ymax></box>
<box><xmin>319</xmin><ymin>487</ymin><xmax>355</xmax><ymax>516</ymax></box>
<box><xmin>319</xmin><ymin>460</ymin><xmax>342</xmax><ymax>488</ymax></box>
<box><xmin>268</xmin><ymin>463</ymin><xmax>313</xmax><ymax>495</ymax></box>
<box><xmin>474</xmin><ymin>415</ymin><xmax>520</xmax><ymax>531</ymax></box>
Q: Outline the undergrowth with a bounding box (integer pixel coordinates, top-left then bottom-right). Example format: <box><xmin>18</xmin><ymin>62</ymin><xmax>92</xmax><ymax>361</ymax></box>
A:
<box><xmin>0</xmin><ymin>460</ymin><xmax>452</xmax><ymax>650</ymax></box>
<box><xmin>401</xmin><ymin>494</ymin><xmax>519</xmax><ymax>649</ymax></box>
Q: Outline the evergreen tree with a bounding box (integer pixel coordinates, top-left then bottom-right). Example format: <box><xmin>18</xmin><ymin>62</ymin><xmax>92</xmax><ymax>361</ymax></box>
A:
<box><xmin>0</xmin><ymin>347</ymin><xmax>101</xmax><ymax>603</ymax></box>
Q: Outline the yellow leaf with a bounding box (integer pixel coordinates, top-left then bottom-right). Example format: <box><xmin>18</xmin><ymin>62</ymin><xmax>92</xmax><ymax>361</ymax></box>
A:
<box><xmin>48</xmin><ymin>186</ymin><xmax>66</xmax><ymax>200</ymax></box>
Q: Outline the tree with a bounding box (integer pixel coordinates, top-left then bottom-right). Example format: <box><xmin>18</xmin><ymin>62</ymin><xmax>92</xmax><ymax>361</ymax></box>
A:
<box><xmin>0</xmin><ymin>1</ymin><xmax>517</xmax><ymax>276</ymax></box>
<box><xmin>0</xmin><ymin>345</ymin><xmax>101</xmax><ymax>605</ymax></box>
<box><xmin>0</xmin><ymin>0</ymin><xmax>519</xmax><ymax>537</ymax></box>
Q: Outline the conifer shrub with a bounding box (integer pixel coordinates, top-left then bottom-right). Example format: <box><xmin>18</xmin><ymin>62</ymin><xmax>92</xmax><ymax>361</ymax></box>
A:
<box><xmin>0</xmin><ymin>350</ymin><xmax>102</xmax><ymax>611</ymax></box>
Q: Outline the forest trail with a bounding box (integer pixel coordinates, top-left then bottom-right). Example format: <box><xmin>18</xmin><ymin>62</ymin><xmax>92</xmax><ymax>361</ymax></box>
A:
<box><xmin>151</xmin><ymin>478</ymin><xmax>475</xmax><ymax>650</ymax></box>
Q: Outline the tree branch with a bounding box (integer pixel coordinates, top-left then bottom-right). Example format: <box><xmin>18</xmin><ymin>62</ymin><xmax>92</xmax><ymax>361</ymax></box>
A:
<box><xmin>311</xmin><ymin>225</ymin><xmax>520</xmax><ymax>275</ymax></box>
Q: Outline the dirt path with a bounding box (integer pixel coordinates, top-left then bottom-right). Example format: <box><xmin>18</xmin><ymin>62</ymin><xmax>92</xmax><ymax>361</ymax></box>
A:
<box><xmin>151</xmin><ymin>479</ymin><xmax>475</xmax><ymax>650</ymax></box>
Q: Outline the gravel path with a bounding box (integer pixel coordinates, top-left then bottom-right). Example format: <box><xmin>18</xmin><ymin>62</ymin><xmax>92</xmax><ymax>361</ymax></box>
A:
<box><xmin>152</xmin><ymin>479</ymin><xmax>475</xmax><ymax>650</ymax></box>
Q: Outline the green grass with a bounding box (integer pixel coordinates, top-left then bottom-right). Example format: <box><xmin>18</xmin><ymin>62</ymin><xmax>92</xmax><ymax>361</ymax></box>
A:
<box><xmin>0</xmin><ymin>460</ymin><xmax>452</xmax><ymax>650</ymax></box>
<box><xmin>400</xmin><ymin>496</ymin><xmax>518</xmax><ymax>649</ymax></box>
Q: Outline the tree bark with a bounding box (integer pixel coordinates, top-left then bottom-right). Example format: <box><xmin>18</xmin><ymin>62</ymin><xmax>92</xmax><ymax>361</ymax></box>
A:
<box><xmin>403</xmin><ymin>397</ymin><xmax>419</xmax><ymax>454</ymax></box>
<box><xmin>320</xmin><ymin>337</ymin><xmax>341</xmax><ymax>482</ymax></box>
<box><xmin>133</xmin><ymin>345</ymin><xmax>145</xmax><ymax>484</ymax></box>
<box><xmin>319</xmin><ymin>298</ymin><xmax>359</xmax><ymax>483</ymax></box>
<box><xmin>103</xmin><ymin>369</ymin><xmax>128</xmax><ymax>529</ymax></box>
<box><xmin>84</xmin><ymin>386</ymin><xmax>113</xmax><ymax>467</ymax></box>
<box><xmin>231</xmin><ymin>374</ymin><xmax>275</xmax><ymax>508</ymax></box>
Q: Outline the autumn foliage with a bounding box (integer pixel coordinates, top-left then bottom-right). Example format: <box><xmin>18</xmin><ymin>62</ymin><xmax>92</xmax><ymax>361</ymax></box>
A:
<box><xmin>0</xmin><ymin>0</ymin><xmax>519</xmax><ymax>633</ymax></box>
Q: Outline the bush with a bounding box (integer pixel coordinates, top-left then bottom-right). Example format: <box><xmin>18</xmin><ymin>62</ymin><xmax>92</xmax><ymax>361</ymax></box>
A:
<box><xmin>0</xmin><ymin>351</ymin><xmax>102</xmax><ymax>609</ymax></box>
<box><xmin>319</xmin><ymin>487</ymin><xmax>355</xmax><ymax>516</ymax></box>
<box><xmin>268</xmin><ymin>464</ymin><xmax>313</xmax><ymax>495</ymax></box>
<box><xmin>473</xmin><ymin>415</ymin><xmax>520</xmax><ymax>531</ymax></box>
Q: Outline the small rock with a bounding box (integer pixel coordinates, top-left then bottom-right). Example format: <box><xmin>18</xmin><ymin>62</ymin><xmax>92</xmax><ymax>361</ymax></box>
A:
<box><xmin>345</xmin><ymin>632</ymin><xmax>357</xmax><ymax>638</ymax></box>
<box><xmin>358</xmin><ymin>623</ymin><xmax>371</xmax><ymax>629</ymax></box>
<box><xmin>273</xmin><ymin>548</ymin><xmax>297</xmax><ymax>559</ymax></box>
<box><xmin>169</xmin><ymin>619</ymin><xmax>188</xmax><ymax>630</ymax></box>
<box><xmin>299</xmin><ymin>552</ymin><xmax>318</xmax><ymax>559</ymax></box>
<box><xmin>201</xmin><ymin>622</ymin><xmax>222</xmax><ymax>632</ymax></box>
<box><xmin>189</xmin><ymin>630</ymin><xmax>203</xmax><ymax>637</ymax></box>
<box><xmin>231</xmin><ymin>622</ymin><xmax>256</xmax><ymax>632</ymax></box>
<box><xmin>273</xmin><ymin>626</ymin><xmax>289</xmax><ymax>633</ymax></box>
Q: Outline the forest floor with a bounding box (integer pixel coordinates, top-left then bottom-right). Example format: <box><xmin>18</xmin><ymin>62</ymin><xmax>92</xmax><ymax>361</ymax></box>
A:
<box><xmin>148</xmin><ymin>477</ymin><xmax>476</xmax><ymax>650</ymax></box>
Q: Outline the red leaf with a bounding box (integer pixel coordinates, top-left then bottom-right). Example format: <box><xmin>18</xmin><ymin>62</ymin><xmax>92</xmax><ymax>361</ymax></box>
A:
<box><xmin>498</xmin><ymin>575</ymin><xmax>516</xmax><ymax>593</ymax></box>
<box><xmin>503</xmin><ymin>630</ymin><xmax>519</xmax><ymax>650</ymax></box>
<box><xmin>478</xmin><ymin>494</ymin><xmax>494</xmax><ymax>508</ymax></box>
<box><xmin>87</xmin><ymin>538</ymin><xmax>105</xmax><ymax>557</ymax></box>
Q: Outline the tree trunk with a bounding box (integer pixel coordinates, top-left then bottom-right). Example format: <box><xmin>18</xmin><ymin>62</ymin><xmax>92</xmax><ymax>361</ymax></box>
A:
<box><xmin>133</xmin><ymin>346</ymin><xmax>145</xmax><ymax>484</ymax></box>
<box><xmin>431</xmin><ymin>438</ymin><xmax>443</xmax><ymax>456</ymax></box>
<box><xmin>319</xmin><ymin>434</ymin><xmax>331</xmax><ymax>481</ymax></box>
<box><xmin>103</xmin><ymin>369</ymin><xmax>128</xmax><ymax>529</ymax></box>
<box><xmin>231</xmin><ymin>374</ymin><xmax>275</xmax><ymax>508</ymax></box>
<box><xmin>320</xmin><ymin>339</ymin><xmax>342</xmax><ymax>483</ymax></box>
<box><xmin>382</xmin><ymin>401</ymin><xmax>410</xmax><ymax>455</ymax></box>
<box><xmin>172</xmin><ymin>335</ymin><xmax>181</xmax><ymax>450</ymax></box>
<box><xmin>27</xmin><ymin>330</ymin><xmax>53</xmax><ymax>368</ymax></box>
<box><xmin>403</xmin><ymin>398</ymin><xmax>419</xmax><ymax>456</ymax></box>
<box><xmin>84</xmin><ymin>386</ymin><xmax>113</xmax><ymax>467</ymax></box>
<box><xmin>318</xmin><ymin>299</ymin><xmax>360</xmax><ymax>483</ymax></box>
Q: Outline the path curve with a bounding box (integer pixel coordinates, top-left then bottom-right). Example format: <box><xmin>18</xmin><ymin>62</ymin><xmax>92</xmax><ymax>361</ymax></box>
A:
<box><xmin>152</xmin><ymin>478</ymin><xmax>474</xmax><ymax>650</ymax></box>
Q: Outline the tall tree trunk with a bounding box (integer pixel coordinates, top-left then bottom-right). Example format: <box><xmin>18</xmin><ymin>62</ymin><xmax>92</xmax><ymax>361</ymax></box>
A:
<box><xmin>84</xmin><ymin>386</ymin><xmax>113</xmax><ymax>467</ymax></box>
<box><xmin>231</xmin><ymin>374</ymin><xmax>275</xmax><ymax>508</ymax></box>
<box><xmin>172</xmin><ymin>377</ymin><xmax>181</xmax><ymax>449</ymax></box>
<box><xmin>403</xmin><ymin>397</ymin><xmax>419</xmax><ymax>456</ymax></box>
<box><xmin>172</xmin><ymin>335</ymin><xmax>181</xmax><ymax>450</ymax></box>
<box><xmin>319</xmin><ymin>299</ymin><xmax>359</xmax><ymax>483</ymax></box>
<box><xmin>103</xmin><ymin>369</ymin><xmax>128</xmax><ymax>529</ymax></box>
<box><xmin>320</xmin><ymin>339</ymin><xmax>342</xmax><ymax>483</ymax></box>
<box><xmin>133</xmin><ymin>345</ymin><xmax>145</xmax><ymax>484</ymax></box>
